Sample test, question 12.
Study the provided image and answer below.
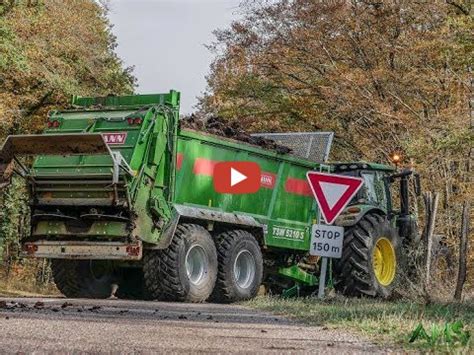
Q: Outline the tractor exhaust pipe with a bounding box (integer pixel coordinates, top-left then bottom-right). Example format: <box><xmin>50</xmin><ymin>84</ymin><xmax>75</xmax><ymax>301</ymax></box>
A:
<box><xmin>400</xmin><ymin>174</ymin><xmax>410</xmax><ymax>217</ymax></box>
<box><xmin>388</xmin><ymin>168</ymin><xmax>414</xmax><ymax>216</ymax></box>
<box><xmin>388</xmin><ymin>168</ymin><xmax>421</xmax><ymax>242</ymax></box>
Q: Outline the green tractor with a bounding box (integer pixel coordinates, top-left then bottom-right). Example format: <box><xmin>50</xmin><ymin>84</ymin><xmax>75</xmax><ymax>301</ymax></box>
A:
<box><xmin>0</xmin><ymin>91</ymin><xmax>420</xmax><ymax>301</ymax></box>
<box><xmin>332</xmin><ymin>162</ymin><xmax>420</xmax><ymax>297</ymax></box>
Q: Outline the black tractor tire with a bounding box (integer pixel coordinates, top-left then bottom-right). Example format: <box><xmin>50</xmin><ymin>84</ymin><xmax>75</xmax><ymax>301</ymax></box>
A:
<box><xmin>334</xmin><ymin>213</ymin><xmax>401</xmax><ymax>298</ymax></box>
<box><xmin>51</xmin><ymin>259</ymin><xmax>119</xmax><ymax>298</ymax></box>
<box><xmin>210</xmin><ymin>230</ymin><xmax>263</xmax><ymax>303</ymax></box>
<box><xmin>143</xmin><ymin>223</ymin><xmax>217</xmax><ymax>303</ymax></box>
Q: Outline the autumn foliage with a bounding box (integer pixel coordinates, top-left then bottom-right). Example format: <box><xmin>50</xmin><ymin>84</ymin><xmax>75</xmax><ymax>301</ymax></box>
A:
<box><xmin>0</xmin><ymin>0</ymin><xmax>135</xmax><ymax>137</ymax></box>
<box><xmin>202</xmin><ymin>0</ymin><xmax>473</xmax><ymax>291</ymax></box>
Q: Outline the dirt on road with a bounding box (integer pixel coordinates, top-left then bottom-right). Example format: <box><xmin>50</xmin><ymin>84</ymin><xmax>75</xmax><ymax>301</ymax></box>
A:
<box><xmin>0</xmin><ymin>297</ymin><xmax>385</xmax><ymax>353</ymax></box>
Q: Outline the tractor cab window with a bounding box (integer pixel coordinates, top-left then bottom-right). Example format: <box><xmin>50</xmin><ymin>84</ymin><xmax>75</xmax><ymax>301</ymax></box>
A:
<box><xmin>338</xmin><ymin>169</ymin><xmax>388</xmax><ymax>211</ymax></box>
<box><xmin>361</xmin><ymin>172</ymin><xmax>377</xmax><ymax>203</ymax></box>
<box><xmin>360</xmin><ymin>171</ymin><xmax>388</xmax><ymax>210</ymax></box>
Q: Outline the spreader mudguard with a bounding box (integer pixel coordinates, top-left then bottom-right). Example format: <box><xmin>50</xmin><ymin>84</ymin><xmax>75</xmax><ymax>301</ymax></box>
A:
<box><xmin>0</xmin><ymin>133</ymin><xmax>110</xmax><ymax>187</ymax></box>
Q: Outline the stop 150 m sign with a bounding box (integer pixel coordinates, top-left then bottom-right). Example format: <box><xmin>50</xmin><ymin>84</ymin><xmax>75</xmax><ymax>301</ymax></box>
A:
<box><xmin>309</xmin><ymin>224</ymin><xmax>344</xmax><ymax>258</ymax></box>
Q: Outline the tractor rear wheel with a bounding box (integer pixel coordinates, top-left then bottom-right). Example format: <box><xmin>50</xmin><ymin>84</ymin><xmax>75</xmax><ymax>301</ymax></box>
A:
<box><xmin>51</xmin><ymin>259</ymin><xmax>118</xmax><ymax>298</ymax></box>
<box><xmin>143</xmin><ymin>223</ymin><xmax>217</xmax><ymax>303</ymax></box>
<box><xmin>210</xmin><ymin>230</ymin><xmax>263</xmax><ymax>303</ymax></box>
<box><xmin>334</xmin><ymin>213</ymin><xmax>400</xmax><ymax>298</ymax></box>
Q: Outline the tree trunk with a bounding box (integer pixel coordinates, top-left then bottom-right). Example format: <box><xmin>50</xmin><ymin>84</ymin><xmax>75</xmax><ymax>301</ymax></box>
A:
<box><xmin>454</xmin><ymin>201</ymin><xmax>470</xmax><ymax>301</ymax></box>
<box><xmin>423</xmin><ymin>192</ymin><xmax>439</xmax><ymax>292</ymax></box>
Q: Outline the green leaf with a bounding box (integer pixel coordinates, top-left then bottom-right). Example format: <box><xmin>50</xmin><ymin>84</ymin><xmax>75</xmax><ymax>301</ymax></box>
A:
<box><xmin>429</xmin><ymin>324</ymin><xmax>441</xmax><ymax>346</ymax></box>
<box><xmin>409</xmin><ymin>323</ymin><xmax>428</xmax><ymax>343</ymax></box>
<box><xmin>444</xmin><ymin>323</ymin><xmax>452</xmax><ymax>343</ymax></box>
<box><xmin>451</xmin><ymin>320</ymin><xmax>463</xmax><ymax>334</ymax></box>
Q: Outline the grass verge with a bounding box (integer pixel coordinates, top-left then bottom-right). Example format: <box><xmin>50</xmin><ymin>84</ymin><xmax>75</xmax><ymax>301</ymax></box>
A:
<box><xmin>0</xmin><ymin>278</ymin><xmax>60</xmax><ymax>297</ymax></box>
<box><xmin>0</xmin><ymin>260</ymin><xmax>60</xmax><ymax>297</ymax></box>
<box><xmin>245</xmin><ymin>295</ymin><xmax>472</xmax><ymax>351</ymax></box>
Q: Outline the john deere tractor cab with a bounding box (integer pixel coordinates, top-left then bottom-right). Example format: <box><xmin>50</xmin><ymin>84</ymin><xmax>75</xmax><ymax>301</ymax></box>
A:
<box><xmin>331</xmin><ymin>162</ymin><xmax>420</xmax><ymax>297</ymax></box>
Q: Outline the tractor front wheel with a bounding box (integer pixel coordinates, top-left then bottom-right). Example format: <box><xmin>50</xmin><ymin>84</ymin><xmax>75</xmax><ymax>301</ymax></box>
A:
<box><xmin>334</xmin><ymin>213</ymin><xmax>400</xmax><ymax>298</ymax></box>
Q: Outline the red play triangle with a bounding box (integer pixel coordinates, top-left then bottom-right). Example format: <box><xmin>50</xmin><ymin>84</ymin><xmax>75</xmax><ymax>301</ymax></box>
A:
<box><xmin>306</xmin><ymin>172</ymin><xmax>364</xmax><ymax>225</ymax></box>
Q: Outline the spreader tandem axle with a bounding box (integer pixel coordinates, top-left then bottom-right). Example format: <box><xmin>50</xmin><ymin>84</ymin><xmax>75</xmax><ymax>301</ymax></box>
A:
<box><xmin>0</xmin><ymin>91</ymin><xmax>420</xmax><ymax>302</ymax></box>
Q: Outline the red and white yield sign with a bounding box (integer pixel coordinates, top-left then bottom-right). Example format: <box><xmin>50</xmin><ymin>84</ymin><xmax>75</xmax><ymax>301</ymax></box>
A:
<box><xmin>306</xmin><ymin>172</ymin><xmax>364</xmax><ymax>225</ymax></box>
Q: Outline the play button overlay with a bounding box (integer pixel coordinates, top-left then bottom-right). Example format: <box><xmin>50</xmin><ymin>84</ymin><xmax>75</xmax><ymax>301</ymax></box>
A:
<box><xmin>231</xmin><ymin>168</ymin><xmax>247</xmax><ymax>187</ymax></box>
<box><xmin>214</xmin><ymin>162</ymin><xmax>261</xmax><ymax>194</ymax></box>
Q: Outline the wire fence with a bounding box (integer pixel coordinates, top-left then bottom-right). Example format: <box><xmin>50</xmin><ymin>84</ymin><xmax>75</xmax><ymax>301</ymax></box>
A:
<box><xmin>251</xmin><ymin>132</ymin><xmax>334</xmax><ymax>163</ymax></box>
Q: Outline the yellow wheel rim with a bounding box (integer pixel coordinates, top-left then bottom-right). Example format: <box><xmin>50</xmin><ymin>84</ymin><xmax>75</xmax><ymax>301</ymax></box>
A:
<box><xmin>372</xmin><ymin>238</ymin><xmax>396</xmax><ymax>286</ymax></box>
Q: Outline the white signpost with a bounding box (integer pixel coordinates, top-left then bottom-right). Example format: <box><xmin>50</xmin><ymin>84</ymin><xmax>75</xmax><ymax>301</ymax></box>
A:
<box><xmin>310</xmin><ymin>224</ymin><xmax>344</xmax><ymax>258</ymax></box>
<box><xmin>306</xmin><ymin>172</ymin><xmax>364</xmax><ymax>298</ymax></box>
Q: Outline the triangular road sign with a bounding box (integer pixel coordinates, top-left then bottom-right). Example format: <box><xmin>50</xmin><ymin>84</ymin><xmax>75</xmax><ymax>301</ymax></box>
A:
<box><xmin>306</xmin><ymin>172</ymin><xmax>364</xmax><ymax>225</ymax></box>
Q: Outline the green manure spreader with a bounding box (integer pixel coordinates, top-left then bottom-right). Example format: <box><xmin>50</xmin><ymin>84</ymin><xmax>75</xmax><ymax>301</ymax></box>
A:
<box><xmin>0</xmin><ymin>91</ymin><xmax>420</xmax><ymax>302</ymax></box>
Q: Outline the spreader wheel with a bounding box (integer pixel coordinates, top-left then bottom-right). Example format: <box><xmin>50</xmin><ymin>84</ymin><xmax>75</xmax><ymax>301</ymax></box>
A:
<box><xmin>143</xmin><ymin>223</ymin><xmax>217</xmax><ymax>303</ymax></box>
<box><xmin>211</xmin><ymin>230</ymin><xmax>263</xmax><ymax>303</ymax></box>
<box><xmin>51</xmin><ymin>259</ymin><xmax>118</xmax><ymax>298</ymax></box>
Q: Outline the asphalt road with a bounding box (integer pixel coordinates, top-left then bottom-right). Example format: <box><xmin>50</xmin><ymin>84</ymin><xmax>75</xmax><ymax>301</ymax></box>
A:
<box><xmin>0</xmin><ymin>297</ymin><xmax>383</xmax><ymax>353</ymax></box>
